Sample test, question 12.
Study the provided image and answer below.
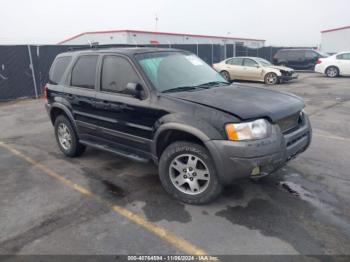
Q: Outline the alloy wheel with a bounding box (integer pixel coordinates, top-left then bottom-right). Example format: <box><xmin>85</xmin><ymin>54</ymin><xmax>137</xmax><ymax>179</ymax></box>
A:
<box><xmin>169</xmin><ymin>154</ymin><xmax>210</xmax><ymax>195</ymax></box>
<box><xmin>57</xmin><ymin>123</ymin><xmax>72</xmax><ymax>150</ymax></box>
<box><xmin>266</xmin><ymin>73</ymin><xmax>278</xmax><ymax>84</ymax></box>
<box><xmin>326</xmin><ymin>67</ymin><xmax>338</xmax><ymax>77</ymax></box>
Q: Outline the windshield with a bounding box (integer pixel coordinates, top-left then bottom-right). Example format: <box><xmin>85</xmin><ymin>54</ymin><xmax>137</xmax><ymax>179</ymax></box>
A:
<box><xmin>136</xmin><ymin>51</ymin><xmax>228</xmax><ymax>92</ymax></box>
<box><xmin>255</xmin><ymin>58</ymin><xmax>272</xmax><ymax>66</ymax></box>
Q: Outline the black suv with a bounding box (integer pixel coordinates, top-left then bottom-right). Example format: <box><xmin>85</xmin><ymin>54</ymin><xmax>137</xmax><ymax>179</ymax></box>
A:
<box><xmin>273</xmin><ymin>49</ymin><xmax>328</xmax><ymax>70</ymax></box>
<box><xmin>45</xmin><ymin>48</ymin><xmax>312</xmax><ymax>204</ymax></box>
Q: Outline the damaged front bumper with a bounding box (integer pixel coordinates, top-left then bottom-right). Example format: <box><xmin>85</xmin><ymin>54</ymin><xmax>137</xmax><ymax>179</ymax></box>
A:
<box><xmin>205</xmin><ymin>114</ymin><xmax>312</xmax><ymax>184</ymax></box>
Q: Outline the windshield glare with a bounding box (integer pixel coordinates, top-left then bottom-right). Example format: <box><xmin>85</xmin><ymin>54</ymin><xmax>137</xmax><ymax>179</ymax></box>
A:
<box><xmin>136</xmin><ymin>52</ymin><xmax>227</xmax><ymax>92</ymax></box>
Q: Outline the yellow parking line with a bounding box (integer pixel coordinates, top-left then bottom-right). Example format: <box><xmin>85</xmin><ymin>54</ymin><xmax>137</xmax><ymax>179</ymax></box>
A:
<box><xmin>313</xmin><ymin>132</ymin><xmax>350</xmax><ymax>143</ymax></box>
<box><xmin>0</xmin><ymin>141</ymin><xmax>207</xmax><ymax>256</ymax></box>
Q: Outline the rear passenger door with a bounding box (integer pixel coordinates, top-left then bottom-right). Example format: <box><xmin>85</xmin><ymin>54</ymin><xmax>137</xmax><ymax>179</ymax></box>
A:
<box><xmin>288</xmin><ymin>50</ymin><xmax>304</xmax><ymax>69</ymax></box>
<box><xmin>93</xmin><ymin>55</ymin><xmax>160</xmax><ymax>154</ymax></box>
<box><xmin>225</xmin><ymin>57</ymin><xmax>244</xmax><ymax>79</ymax></box>
<box><xmin>66</xmin><ymin>55</ymin><xmax>99</xmax><ymax>137</ymax></box>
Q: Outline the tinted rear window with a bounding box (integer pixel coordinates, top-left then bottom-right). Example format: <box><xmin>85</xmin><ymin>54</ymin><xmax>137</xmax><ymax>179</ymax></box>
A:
<box><xmin>71</xmin><ymin>55</ymin><xmax>98</xmax><ymax>89</ymax></box>
<box><xmin>49</xmin><ymin>56</ymin><xmax>71</xmax><ymax>84</ymax></box>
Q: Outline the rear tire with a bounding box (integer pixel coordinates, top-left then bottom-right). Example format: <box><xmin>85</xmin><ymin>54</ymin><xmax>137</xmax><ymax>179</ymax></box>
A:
<box><xmin>325</xmin><ymin>66</ymin><xmax>339</xmax><ymax>78</ymax></box>
<box><xmin>54</xmin><ymin>115</ymin><xmax>86</xmax><ymax>157</ymax></box>
<box><xmin>264</xmin><ymin>72</ymin><xmax>279</xmax><ymax>85</ymax></box>
<box><xmin>220</xmin><ymin>70</ymin><xmax>231</xmax><ymax>81</ymax></box>
<box><xmin>159</xmin><ymin>141</ymin><xmax>222</xmax><ymax>204</ymax></box>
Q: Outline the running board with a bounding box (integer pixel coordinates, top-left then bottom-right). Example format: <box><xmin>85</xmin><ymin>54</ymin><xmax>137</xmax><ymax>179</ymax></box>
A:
<box><xmin>79</xmin><ymin>139</ymin><xmax>150</xmax><ymax>163</ymax></box>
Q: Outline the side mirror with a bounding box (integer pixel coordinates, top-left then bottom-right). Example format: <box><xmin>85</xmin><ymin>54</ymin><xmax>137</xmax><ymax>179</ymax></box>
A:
<box><xmin>126</xmin><ymin>82</ymin><xmax>146</xmax><ymax>100</ymax></box>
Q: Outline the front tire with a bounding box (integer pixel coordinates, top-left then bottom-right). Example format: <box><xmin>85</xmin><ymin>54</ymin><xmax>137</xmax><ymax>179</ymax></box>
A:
<box><xmin>54</xmin><ymin>115</ymin><xmax>86</xmax><ymax>157</ymax></box>
<box><xmin>220</xmin><ymin>70</ymin><xmax>231</xmax><ymax>81</ymax></box>
<box><xmin>264</xmin><ymin>72</ymin><xmax>279</xmax><ymax>85</ymax></box>
<box><xmin>325</xmin><ymin>66</ymin><xmax>339</xmax><ymax>78</ymax></box>
<box><xmin>159</xmin><ymin>141</ymin><xmax>222</xmax><ymax>204</ymax></box>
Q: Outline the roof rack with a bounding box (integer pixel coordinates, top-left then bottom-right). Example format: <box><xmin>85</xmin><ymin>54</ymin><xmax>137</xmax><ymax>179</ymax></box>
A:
<box><xmin>66</xmin><ymin>43</ymin><xmax>149</xmax><ymax>52</ymax></box>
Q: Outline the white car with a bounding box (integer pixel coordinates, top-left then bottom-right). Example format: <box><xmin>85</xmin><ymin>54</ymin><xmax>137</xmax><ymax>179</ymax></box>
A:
<box><xmin>315</xmin><ymin>51</ymin><xmax>350</xmax><ymax>77</ymax></box>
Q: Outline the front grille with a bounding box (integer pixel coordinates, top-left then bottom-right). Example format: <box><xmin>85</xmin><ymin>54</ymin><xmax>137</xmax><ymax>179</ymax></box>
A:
<box><xmin>287</xmin><ymin>132</ymin><xmax>309</xmax><ymax>147</ymax></box>
<box><xmin>281</xmin><ymin>70</ymin><xmax>293</xmax><ymax>76</ymax></box>
<box><xmin>277</xmin><ymin>112</ymin><xmax>302</xmax><ymax>133</ymax></box>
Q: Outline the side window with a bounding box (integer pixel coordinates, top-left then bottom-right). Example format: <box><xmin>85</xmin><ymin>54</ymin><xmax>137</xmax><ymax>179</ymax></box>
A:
<box><xmin>337</xmin><ymin>53</ymin><xmax>350</xmax><ymax>60</ymax></box>
<box><xmin>289</xmin><ymin>50</ymin><xmax>301</xmax><ymax>59</ymax></box>
<box><xmin>243</xmin><ymin>58</ymin><xmax>258</xmax><ymax>67</ymax></box>
<box><xmin>49</xmin><ymin>56</ymin><xmax>72</xmax><ymax>84</ymax></box>
<box><xmin>71</xmin><ymin>55</ymin><xmax>98</xmax><ymax>89</ymax></box>
<box><xmin>101</xmin><ymin>56</ymin><xmax>141</xmax><ymax>95</ymax></box>
<box><xmin>227</xmin><ymin>58</ymin><xmax>243</xmax><ymax>65</ymax></box>
<box><xmin>305</xmin><ymin>50</ymin><xmax>318</xmax><ymax>59</ymax></box>
<box><xmin>278</xmin><ymin>51</ymin><xmax>287</xmax><ymax>59</ymax></box>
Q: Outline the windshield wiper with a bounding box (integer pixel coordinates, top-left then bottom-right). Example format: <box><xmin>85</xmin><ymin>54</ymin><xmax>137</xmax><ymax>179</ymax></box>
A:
<box><xmin>196</xmin><ymin>81</ymin><xmax>230</xmax><ymax>88</ymax></box>
<box><xmin>162</xmin><ymin>81</ymin><xmax>230</xmax><ymax>93</ymax></box>
<box><xmin>162</xmin><ymin>86</ymin><xmax>198</xmax><ymax>93</ymax></box>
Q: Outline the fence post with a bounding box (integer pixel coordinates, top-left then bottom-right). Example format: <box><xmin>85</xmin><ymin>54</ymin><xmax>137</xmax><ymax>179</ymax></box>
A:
<box><xmin>211</xmin><ymin>41</ymin><xmax>214</xmax><ymax>65</ymax></box>
<box><xmin>27</xmin><ymin>45</ymin><xmax>38</xmax><ymax>99</ymax></box>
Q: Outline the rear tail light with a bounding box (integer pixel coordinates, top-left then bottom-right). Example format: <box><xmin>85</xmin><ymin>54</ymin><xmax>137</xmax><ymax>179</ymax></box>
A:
<box><xmin>44</xmin><ymin>85</ymin><xmax>49</xmax><ymax>101</ymax></box>
<box><xmin>316</xmin><ymin>59</ymin><xmax>322</xmax><ymax>64</ymax></box>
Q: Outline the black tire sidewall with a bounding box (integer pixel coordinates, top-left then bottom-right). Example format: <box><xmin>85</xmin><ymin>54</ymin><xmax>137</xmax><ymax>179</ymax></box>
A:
<box><xmin>54</xmin><ymin>115</ymin><xmax>81</xmax><ymax>157</ymax></box>
<box><xmin>159</xmin><ymin>141</ymin><xmax>222</xmax><ymax>204</ymax></box>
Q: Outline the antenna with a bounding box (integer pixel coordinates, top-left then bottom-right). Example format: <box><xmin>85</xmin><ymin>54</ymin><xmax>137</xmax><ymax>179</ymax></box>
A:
<box><xmin>155</xmin><ymin>14</ymin><xmax>159</xmax><ymax>31</ymax></box>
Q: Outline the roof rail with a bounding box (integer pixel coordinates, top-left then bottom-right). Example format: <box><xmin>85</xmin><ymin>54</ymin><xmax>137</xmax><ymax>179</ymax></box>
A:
<box><xmin>65</xmin><ymin>44</ymin><xmax>149</xmax><ymax>52</ymax></box>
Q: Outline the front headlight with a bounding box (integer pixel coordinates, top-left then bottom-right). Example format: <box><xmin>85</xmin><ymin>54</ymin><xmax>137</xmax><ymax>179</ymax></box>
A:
<box><xmin>225</xmin><ymin>119</ymin><xmax>269</xmax><ymax>141</ymax></box>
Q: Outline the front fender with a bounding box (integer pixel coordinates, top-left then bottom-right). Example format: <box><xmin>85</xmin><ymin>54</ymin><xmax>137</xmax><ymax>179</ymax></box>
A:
<box><xmin>266</xmin><ymin>68</ymin><xmax>282</xmax><ymax>76</ymax></box>
<box><xmin>151</xmin><ymin>113</ymin><xmax>223</xmax><ymax>157</ymax></box>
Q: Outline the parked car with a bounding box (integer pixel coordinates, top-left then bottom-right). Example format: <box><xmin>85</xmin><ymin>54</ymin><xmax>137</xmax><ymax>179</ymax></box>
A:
<box><xmin>213</xmin><ymin>57</ymin><xmax>298</xmax><ymax>85</ymax></box>
<box><xmin>315</xmin><ymin>51</ymin><xmax>350</xmax><ymax>77</ymax></box>
<box><xmin>45</xmin><ymin>48</ymin><xmax>312</xmax><ymax>204</ymax></box>
<box><xmin>272</xmin><ymin>49</ymin><xmax>328</xmax><ymax>70</ymax></box>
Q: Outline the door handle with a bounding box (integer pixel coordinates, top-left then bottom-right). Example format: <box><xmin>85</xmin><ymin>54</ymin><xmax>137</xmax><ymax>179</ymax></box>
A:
<box><xmin>67</xmin><ymin>94</ymin><xmax>74</xmax><ymax>99</ymax></box>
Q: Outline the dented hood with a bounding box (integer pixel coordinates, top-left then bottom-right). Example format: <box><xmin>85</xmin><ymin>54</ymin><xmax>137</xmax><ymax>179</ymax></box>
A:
<box><xmin>266</xmin><ymin>65</ymin><xmax>294</xmax><ymax>72</ymax></box>
<box><xmin>166</xmin><ymin>84</ymin><xmax>304</xmax><ymax>122</ymax></box>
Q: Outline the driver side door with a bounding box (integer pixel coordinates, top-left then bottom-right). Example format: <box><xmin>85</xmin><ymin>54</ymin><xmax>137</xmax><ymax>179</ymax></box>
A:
<box><xmin>92</xmin><ymin>55</ymin><xmax>162</xmax><ymax>156</ymax></box>
<box><xmin>242</xmin><ymin>58</ymin><xmax>263</xmax><ymax>81</ymax></box>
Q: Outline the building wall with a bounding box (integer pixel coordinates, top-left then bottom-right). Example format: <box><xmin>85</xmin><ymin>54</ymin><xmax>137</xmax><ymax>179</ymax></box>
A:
<box><xmin>63</xmin><ymin>32</ymin><xmax>129</xmax><ymax>45</ymax></box>
<box><xmin>321</xmin><ymin>28</ymin><xmax>350</xmax><ymax>54</ymax></box>
<box><xmin>61</xmin><ymin>31</ymin><xmax>265</xmax><ymax>48</ymax></box>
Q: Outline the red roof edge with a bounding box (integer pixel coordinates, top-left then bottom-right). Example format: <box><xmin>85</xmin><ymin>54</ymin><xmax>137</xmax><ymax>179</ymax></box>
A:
<box><xmin>58</xmin><ymin>29</ymin><xmax>265</xmax><ymax>44</ymax></box>
<box><xmin>321</xmin><ymin>25</ymin><xmax>350</xmax><ymax>33</ymax></box>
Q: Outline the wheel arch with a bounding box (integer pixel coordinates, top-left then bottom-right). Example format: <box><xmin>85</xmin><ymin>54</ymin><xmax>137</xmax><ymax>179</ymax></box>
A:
<box><xmin>49</xmin><ymin>103</ymin><xmax>77</xmax><ymax>131</ymax></box>
<box><xmin>325</xmin><ymin>65</ymin><xmax>340</xmax><ymax>75</ymax></box>
<box><xmin>152</xmin><ymin>123</ymin><xmax>210</xmax><ymax>161</ymax></box>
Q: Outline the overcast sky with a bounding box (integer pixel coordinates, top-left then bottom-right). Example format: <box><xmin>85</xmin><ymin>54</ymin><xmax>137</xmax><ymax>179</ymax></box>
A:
<box><xmin>0</xmin><ymin>0</ymin><xmax>349</xmax><ymax>46</ymax></box>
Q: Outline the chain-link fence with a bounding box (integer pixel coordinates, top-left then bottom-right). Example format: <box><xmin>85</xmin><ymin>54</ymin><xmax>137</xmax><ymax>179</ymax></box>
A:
<box><xmin>0</xmin><ymin>44</ymin><xmax>315</xmax><ymax>102</ymax></box>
